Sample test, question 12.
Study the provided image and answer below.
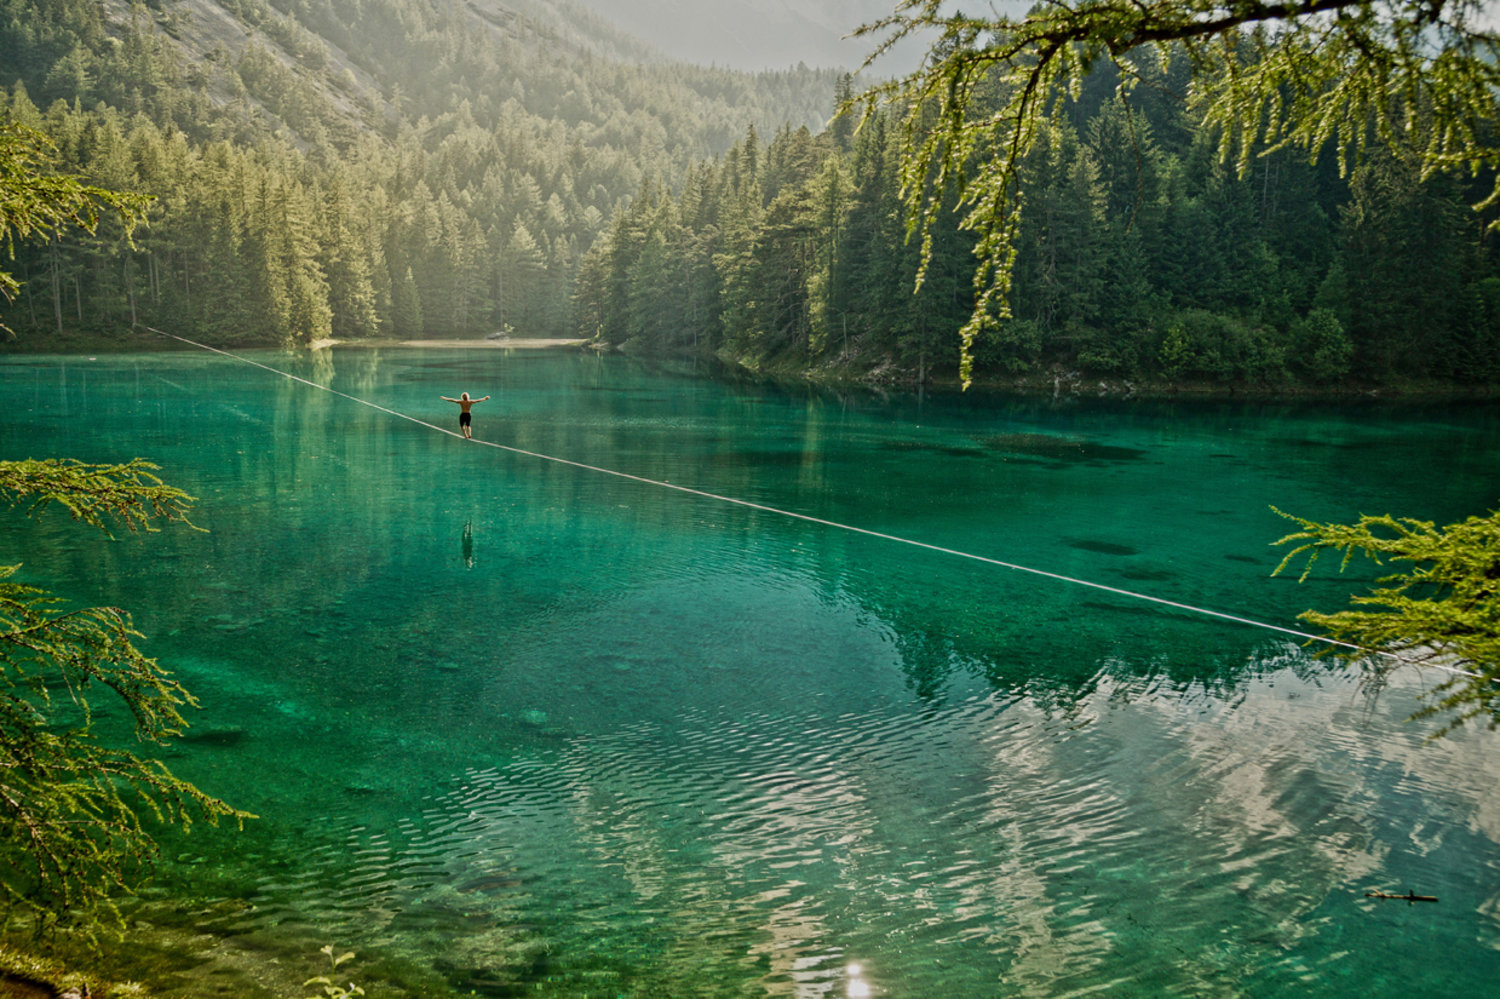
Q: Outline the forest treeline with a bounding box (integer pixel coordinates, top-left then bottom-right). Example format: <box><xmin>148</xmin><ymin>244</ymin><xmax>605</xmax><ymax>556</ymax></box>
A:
<box><xmin>4</xmin><ymin>1</ymin><xmax>1500</xmax><ymax>390</ymax></box>
<box><xmin>0</xmin><ymin>0</ymin><xmax>838</xmax><ymax>344</ymax></box>
<box><xmin>581</xmin><ymin>58</ymin><xmax>1500</xmax><ymax>389</ymax></box>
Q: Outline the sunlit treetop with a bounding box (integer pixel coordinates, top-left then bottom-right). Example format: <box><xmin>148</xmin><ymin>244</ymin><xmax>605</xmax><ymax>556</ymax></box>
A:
<box><xmin>853</xmin><ymin>0</ymin><xmax>1500</xmax><ymax>385</ymax></box>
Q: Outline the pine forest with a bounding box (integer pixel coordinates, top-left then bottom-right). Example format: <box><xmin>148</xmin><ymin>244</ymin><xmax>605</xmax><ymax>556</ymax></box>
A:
<box><xmin>4</xmin><ymin>0</ymin><xmax>1499</xmax><ymax>391</ymax></box>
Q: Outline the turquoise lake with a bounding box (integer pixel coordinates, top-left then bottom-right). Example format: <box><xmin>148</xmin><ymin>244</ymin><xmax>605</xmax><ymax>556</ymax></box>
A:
<box><xmin>2</xmin><ymin>347</ymin><xmax>1499</xmax><ymax>997</ymax></box>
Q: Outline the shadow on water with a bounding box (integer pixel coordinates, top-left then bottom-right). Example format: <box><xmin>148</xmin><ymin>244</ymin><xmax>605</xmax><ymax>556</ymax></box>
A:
<box><xmin>1067</xmin><ymin>539</ymin><xmax>1141</xmax><ymax>556</ymax></box>
<box><xmin>877</xmin><ymin>438</ymin><xmax>989</xmax><ymax>458</ymax></box>
<box><xmin>979</xmin><ymin>432</ymin><xmax>1149</xmax><ymax>463</ymax></box>
<box><xmin>876</xmin><ymin>433</ymin><xmax>1149</xmax><ymax>464</ymax></box>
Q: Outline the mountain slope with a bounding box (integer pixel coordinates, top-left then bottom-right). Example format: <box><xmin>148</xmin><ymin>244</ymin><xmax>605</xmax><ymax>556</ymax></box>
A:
<box><xmin>72</xmin><ymin>0</ymin><xmax>838</xmax><ymax>154</ymax></box>
<box><xmin>568</xmin><ymin>0</ymin><xmax>895</xmax><ymax>70</ymax></box>
<box><xmin>0</xmin><ymin>0</ymin><xmax>843</xmax><ymax>345</ymax></box>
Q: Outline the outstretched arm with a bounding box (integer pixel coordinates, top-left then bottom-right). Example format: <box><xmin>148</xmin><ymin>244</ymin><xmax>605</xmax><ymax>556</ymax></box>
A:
<box><xmin>440</xmin><ymin>396</ymin><xmax>459</xmax><ymax>403</ymax></box>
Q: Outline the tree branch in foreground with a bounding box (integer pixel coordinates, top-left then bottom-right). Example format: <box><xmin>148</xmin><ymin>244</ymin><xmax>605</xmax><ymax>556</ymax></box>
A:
<box><xmin>1272</xmin><ymin>505</ymin><xmax>1500</xmax><ymax>736</ymax></box>
<box><xmin>852</xmin><ymin>0</ymin><xmax>1500</xmax><ymax>385</ymax></box>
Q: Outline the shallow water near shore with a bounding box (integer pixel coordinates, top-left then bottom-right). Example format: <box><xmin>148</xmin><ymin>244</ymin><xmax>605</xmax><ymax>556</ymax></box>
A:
<box><xmin>3</xmin><ymin>347</ymin><xmax>1500</xmax><ymax>997</ymax></box>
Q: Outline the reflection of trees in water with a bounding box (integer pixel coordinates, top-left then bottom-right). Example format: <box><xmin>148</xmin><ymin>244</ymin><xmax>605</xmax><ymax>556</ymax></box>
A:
<box><xmin>13</xmin><ymin>351</ymin><xmax>1478</xmax><ymax>761</ymax></box>
<box><xmin>9</xmin><ymin>350</ymin><xmax>1353</xmax><ymax>730</ymax></box>
<box><xmin>17</xmin><ymin>352</ymin><xmax>1498</xmax><ymax>996</ymax></box>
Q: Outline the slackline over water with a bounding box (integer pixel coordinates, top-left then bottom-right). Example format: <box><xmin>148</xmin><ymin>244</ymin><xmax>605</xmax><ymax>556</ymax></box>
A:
<box><xmin>142</xmin><ymin>326</ymin><xmax>1482</xmax><ymax>681</ymax></box>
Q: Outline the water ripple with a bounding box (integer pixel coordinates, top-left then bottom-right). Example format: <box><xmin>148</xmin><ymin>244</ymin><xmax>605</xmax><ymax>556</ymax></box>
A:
<box><xmin>208</xmin><ymin>665</ymin><xmax>1500</xmax><ymax>997</ymax></box>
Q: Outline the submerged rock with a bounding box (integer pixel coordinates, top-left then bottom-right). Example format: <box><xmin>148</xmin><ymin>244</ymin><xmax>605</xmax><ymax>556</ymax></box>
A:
<box><xmin>180</xmin><ymin>727</ymin><xmax>246</xmax><ymax>747</ymax></box>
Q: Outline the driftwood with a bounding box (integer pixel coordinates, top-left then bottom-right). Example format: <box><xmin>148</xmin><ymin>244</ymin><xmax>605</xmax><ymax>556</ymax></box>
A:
<box><xmin>1364</xmin><ymin>890</ymin><xmax>1438</xmax><ymax>905</ymax></box>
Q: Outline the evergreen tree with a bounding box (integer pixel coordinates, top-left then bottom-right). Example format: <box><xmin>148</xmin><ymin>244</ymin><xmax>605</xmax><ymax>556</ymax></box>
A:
<box><xmin>1338</xmin><ymin>153</ymin><xmax>1469</xmax><ymax>378</ymax></box>
<box><xmin>392</xmin><ymin>264</ymin><xmax>422</xmax><ymax>337</ymax></box>
<box><xmin>0</xmin><ymin>127</ymin><xmax>243</xmax><ymax>937</ymax></box>
<box><xmin>0</xmin><ymin>120</ymin><xmax>147</xmax><ymax>329</ymax></box>
<box><xmin>317</xmin><ymin>172</ymin><xmax>381</xmax><ymax>340</ymax></box>
<box><xmin>857</xmin><ymin>0</ymin><xmax>1500</xmax><ymax>384</ymax></box>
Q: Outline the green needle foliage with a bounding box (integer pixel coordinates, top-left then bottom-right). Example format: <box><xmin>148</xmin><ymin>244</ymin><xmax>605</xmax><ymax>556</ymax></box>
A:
<box><xmin>0</xmin><ymin>98</ymin><xmax>243</xmax><ymax>940</ymax></box>
<box><xmin>854</xmin><ymin>0</ymin><xmax>1500</xmax><ymax>385</ymax></box>
<box><xmin>0</xmin><ymin>458</ymin><xmax>250</xmax><ymax>938</ymax></box>
<box><xmin>1272</xmin><ymin>506</ymin><xmax>1500</xmax><ymax>735</ymax></box>
<box><xmin>0</xmin><ymin>119</ymin><xmax>149</xmax><ymax>328</ymax></box>
<box><xmin>2</xmin><ymin>458</ymin><xmax>196</xmax><ymax>534</ymax></box>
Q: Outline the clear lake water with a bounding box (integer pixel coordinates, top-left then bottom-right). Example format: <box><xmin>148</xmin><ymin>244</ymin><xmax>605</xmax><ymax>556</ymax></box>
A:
<box><xmin>2</xmin><ymin>348</ymin><xmax>1499</xmax><ymax>997</ymax></box>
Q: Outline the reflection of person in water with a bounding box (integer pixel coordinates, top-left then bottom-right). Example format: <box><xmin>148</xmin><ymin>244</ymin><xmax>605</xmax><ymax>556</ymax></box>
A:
<box><xmin>440</xmin><ymin>391</ymin><xmax>490</xmax><ymax>439</ymax></box>
<box><xmin>462</xmin><ymin>520</ymin><xmax>475</xmax><ymax>569</ymax></box>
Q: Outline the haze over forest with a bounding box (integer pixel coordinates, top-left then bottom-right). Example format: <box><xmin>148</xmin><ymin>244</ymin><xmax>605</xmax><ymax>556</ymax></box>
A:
<box><xmin>566</xmin><ymin>0</ymin><xmax>928</xmax><ymax>72</ymax></box>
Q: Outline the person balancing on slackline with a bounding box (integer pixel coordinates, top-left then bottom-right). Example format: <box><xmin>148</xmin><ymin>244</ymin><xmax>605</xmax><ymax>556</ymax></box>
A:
<box><xmin>441</xmin><ymin>391</ymin><xmax>490</xmax><ymax>439</ymax></box>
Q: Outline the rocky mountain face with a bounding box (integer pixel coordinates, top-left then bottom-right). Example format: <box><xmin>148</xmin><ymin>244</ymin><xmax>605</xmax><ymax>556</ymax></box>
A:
<box><xmin>71</xmin><ymin>0</ymin><xmax>838</xmax><ymax>152</ymax></box>
<box><xmin>568</xmin><ymin>0</ymin><xmax>906</xmax><ymax>71</ymax></box>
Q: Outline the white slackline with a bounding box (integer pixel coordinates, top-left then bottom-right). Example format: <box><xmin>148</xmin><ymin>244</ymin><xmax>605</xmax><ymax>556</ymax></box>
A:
<box><xmin>141</xmin><ymin>326</ymin><xmax>1485</xmax><ymax>682</ymax></box>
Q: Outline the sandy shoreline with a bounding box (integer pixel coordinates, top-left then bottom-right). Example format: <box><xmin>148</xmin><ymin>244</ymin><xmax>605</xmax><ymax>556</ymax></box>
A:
<box><xmin>309</xmin><ymin>337</ymin><xmax>587</xmax><ymax>350</ymax></box>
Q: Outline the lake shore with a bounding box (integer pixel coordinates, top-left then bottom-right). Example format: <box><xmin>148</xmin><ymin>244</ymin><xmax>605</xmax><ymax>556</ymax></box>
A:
<box><xmin>0</xmin><ymin>330</ymin><xmax>589</xmax><ymax>354</ymax></box>
<box><xmin>5</xmin><ymin>330</ymin><xmax>1497</xmax><ymax>401</ymax></box>
<box><xmin>706</xmin><ymin>348</ymin><xmax>1500</xmax><ymax>403</ymax></box>
<box><xmin>311</xmin><ymin>337</ymin><xmax>588</xmax><ymax>349</ymax></box>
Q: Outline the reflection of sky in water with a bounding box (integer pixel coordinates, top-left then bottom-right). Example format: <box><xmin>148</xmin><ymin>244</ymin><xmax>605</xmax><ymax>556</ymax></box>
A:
<box><xmin>1</xmin><ymin>350</ymin><xmax>1498</xmax><ymax>996</ymax></box>
<box><xmin>237</xmin><ymin>657</ymin><xmax>1496</xmax><ymax>997</ymax></box>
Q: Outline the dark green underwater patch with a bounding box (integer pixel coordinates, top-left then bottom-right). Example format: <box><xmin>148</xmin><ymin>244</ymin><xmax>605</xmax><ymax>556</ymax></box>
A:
<box><xmin>980</xmin><ymin>433</ymin><xmax>1147</xmax><ymax>463</ymax></box>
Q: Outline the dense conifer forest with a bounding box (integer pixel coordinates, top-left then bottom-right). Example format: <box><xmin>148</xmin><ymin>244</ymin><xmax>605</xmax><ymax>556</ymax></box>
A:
<box><xmin>0</xmin><ymin>0</ymin><xmax>838</xmax><ymax>345</ymax></box>
<box><xmin>3</xmin><ymin>0</ymin><xmax>1499</xmax><ymax>390</ymax></box>
<box><xmin>581</xmin><ymin>54</ymin><xmax>1500</xmax><ymax>390</ymax></box>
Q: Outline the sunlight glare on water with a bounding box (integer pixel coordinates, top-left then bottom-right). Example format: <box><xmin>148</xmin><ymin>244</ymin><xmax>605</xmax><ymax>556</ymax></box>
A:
<box><xmin>1</xmin><ymin>348</ymin><xmax>1499</xmax><ymax>997</ymax></box>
